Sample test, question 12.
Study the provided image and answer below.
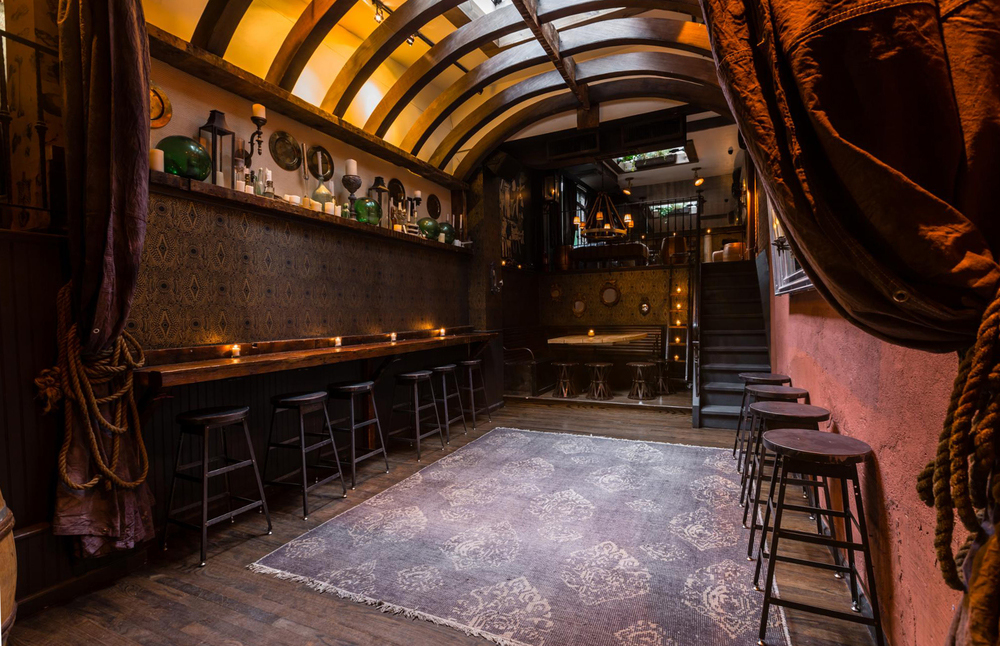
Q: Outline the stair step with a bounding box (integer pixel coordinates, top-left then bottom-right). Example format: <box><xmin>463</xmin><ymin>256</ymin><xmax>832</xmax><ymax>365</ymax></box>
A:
<box><xmin>700</xmin><ymin>405</ymin><xmax>741</xmax><ymax>417</ymax></box>
<box><xmin>703</xmin><ymin>346</ymin><xmax>769</xmax><ymax>353</ymax></box>
<box><xmin>702</xmin><ymin>363</ymin><xmax>772</xmax><ymax>372</ymax></box>
<box><xmin>704</xmin><ymin>381</ymin><xmax>744</xmax><ymax>393</ymax></box>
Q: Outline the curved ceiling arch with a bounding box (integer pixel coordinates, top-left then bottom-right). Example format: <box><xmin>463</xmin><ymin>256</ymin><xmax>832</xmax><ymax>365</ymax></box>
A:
<box><xmin>429</xmin><ymin>51</ymin><xmax>722</xmax><ymax>169</ymax></box>
<box><xmin>363</xmin><ymin>0</ymin><xmax>698</xmax><ymax>138</ymax></box>
<box><xmin>454</xmin><ymin>77</ymin><xmax>726</xmax><ymax>180</ymax></box>
<box><xmin>191</xmin><ymin>0</ymin><xmax>253</xmax><ymax>56</ymax></box>
<box><xmin>265</xmin><ymin>0</ymin><xmax>360</xmax><ymax>90</ymax></box>
<box><xmin>399</xmin><ymin>17</ymin><xmax>711</xmax><ymax>157</ymax></box>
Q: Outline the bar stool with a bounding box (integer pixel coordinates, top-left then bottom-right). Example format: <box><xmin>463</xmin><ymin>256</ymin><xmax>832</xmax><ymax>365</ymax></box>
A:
<box><xmin>432</xmin><ymin>364</ymin><xmax>468</xmax><ymax>442</ymax></box>
<box><xmin>732</xmin><ymin>372</ymin><xmax>792</xmax><ymax>462</ymax></box>
<box><xmin>389</xmin><ymin>370</ymin><xmax>446</xmax><ymax>461</ymax></box>
<box><xmin>627</xmin><ymin>362</ymin><xmax>655</xmax><ymax>400</ymax></box>
<box><xmin>743</xmin><ymin>401</ymin><xmax>832</xmax><ymax>561</ymax></box>
<box><xmin>553</xmin><ymin>361</ymin><xmax>577</xmax><ymax>398</ymax></box>
<box><xmin>459</xmin><ymin>359</ymin><xmax>492</xmax><ymax>430</ymax></box>
<box><xmin>329</xmin><ymin>380</ymin><xmax>390</xmax><ymax>490</ymax></box>
<box><xmin>654</xmin><ymin>358</ymin><xmax>670</xmax><ymax>396</ymax></box>
<box><xmin>755</xmin><ymin>429</ymin><xmax>885</xmax><ymax>646</ymax></box>
<box><xmin>585</xmin><ymin>362</ymin><xmax>613</xmax><ymax>400</ymax></box>
<box><xmin>162</xmin><ymin>405</ymin><xmax>271</xmax><ymax>567</ymax></box>
<box><xmin>736</xmin><ymin>383</ymin><xmax>808</xmax><ymax>469</ymax></box>
<box><xmin>262</xmin><ymin>391</ymin><xmax>347</xmax><ymax>520</ymax></box>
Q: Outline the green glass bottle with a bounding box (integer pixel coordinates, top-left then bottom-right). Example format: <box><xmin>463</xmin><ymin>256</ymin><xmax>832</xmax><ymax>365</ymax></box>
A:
<box><xmin>156</xmin><ymin>136</ymin><xmax>212</xmax><ymax>181</ymax></box>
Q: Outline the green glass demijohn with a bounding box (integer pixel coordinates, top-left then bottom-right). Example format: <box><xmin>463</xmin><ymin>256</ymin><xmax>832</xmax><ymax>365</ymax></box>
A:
<box><xmin>438</xmin><ymin>222</ymin><xmax>456</xmax><ymax>244</ymax></box>
<box><xmin>156</xmin><ymin>136</ymin><xmax>212</xmax><ymax>181</ymax></box>
<box><xmin>417</xmin><ymin>216</ymin><xmax>440</xmax><ymax>240</ymax></box>
<box><xmin>354</xmin><ymin>197</ymin><xmax>381</xmax><ymax>225</ymax></box>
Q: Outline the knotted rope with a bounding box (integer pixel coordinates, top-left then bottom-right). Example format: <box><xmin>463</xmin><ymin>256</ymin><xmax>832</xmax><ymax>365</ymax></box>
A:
<box><xmin>35</xmin><ymin>283</ymin><xmax>148</xmax><ymax>491</ymax></box>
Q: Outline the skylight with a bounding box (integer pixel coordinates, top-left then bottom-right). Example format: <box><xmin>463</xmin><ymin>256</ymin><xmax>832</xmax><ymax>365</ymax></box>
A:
<box><xmin>614</xmin><ymin>147</ymin><xmax>691</xmax><ymax>173</ymax></box>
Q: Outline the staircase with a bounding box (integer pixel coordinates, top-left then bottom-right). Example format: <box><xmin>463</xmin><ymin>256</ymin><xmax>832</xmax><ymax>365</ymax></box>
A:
<box><xmin>695</xmin><ymin>260</ymin><xmax>770</xmax><ymax>429</ymax></box>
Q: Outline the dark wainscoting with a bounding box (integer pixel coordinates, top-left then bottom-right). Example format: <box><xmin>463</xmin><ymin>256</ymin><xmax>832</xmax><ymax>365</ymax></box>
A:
<box><xmin>539</xmin><ymin>266</ymin><xmax>689</xmax><ymax>327</ymax></box>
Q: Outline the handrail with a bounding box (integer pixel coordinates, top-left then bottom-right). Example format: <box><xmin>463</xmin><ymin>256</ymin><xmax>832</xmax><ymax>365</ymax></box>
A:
<box><xmin>689</xmin><ymin>197</ymin><xmax>703</xmax><ymax>399</ymax></box>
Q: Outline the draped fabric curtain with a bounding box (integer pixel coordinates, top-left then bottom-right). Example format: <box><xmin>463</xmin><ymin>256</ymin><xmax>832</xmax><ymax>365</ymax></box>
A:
<box><xmin>53</xmin><ymin>0</ymin><xmax>152</xmax><ymax>557</ymax></box>
<box><xmin>697</xmin><ymin>0</ymin><xmax>1000</xmax><ymax>641</ymax></box>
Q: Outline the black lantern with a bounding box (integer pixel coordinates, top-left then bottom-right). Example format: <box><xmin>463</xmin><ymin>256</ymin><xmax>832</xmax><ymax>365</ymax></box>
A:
<box><xmin>199</xmin><ymin>110</ymin><xmax>235</xmax><ymax>187</ymax></box>
<box><xmin>368</xmin><ymin>175</ymin><xmax>389</xmax><ymax>222</ymax></box>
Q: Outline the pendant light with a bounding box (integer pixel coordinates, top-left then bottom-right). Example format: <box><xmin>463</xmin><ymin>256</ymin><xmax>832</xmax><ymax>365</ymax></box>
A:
<box><xmin>692</xmin><ymin>166</ymin><xmax>704</xmax><ymax>187</ymax></box>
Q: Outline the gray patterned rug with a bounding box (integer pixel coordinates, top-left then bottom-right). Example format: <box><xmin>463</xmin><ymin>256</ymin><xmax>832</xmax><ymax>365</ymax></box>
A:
<box><xmin>251</xmin><ymin>428</ymin><xmax>790</xmax><ymax>646</ymax></box>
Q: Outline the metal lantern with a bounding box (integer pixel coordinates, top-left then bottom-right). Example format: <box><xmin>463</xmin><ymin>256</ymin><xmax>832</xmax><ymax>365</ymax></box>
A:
<box><xmin>368</xmin><ymin>176</ymin><xmax>389</xmax><ymax>227</ymax></box>
<box><xmin>199</xmin><ymin>110</ymin><xmax>235</xmax><ymax>187</ymax></box>
<box><xmin>583</xmin><ymin>191</ymin><xmax>627</xmax><ymax>241</ymax></box>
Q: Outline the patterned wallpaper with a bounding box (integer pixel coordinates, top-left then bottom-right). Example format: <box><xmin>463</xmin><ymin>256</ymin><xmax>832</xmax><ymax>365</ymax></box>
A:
<box><xmin>538</xmin><ymin>267</ymin><xmax>690</xmax><ymax>327</ymax></box>
<box><xmin>127</xmin><ymin>192</ymin><xmax>470</xmax><ymax>349</ymax></box>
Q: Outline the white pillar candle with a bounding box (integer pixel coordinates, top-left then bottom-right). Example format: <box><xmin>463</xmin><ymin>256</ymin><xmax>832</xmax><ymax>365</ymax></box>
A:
<box><xmin>252</xmin><ymin>103</ymin><xmax>266</xmax><ymax>119</ymax></box>
<box><xmin>334</xmin><ymin>205</ymin><xmax>342</xmax><ymax>217</ymax></box>
<box><xmin>235</xmin><ymin>180</ymin><xmax>246</xmax><ymax>192</ymax></box>
<box><xmin>149</xmin><ymin>149</ymin><xmax>164</xmax><ymax>172</ymax></box>
<box><xmin>345</xmin><ymin>159</ymin><xmax>357</xmax><ymax>176</ymax></box>
<box><xmin>324</xmin><ymin>202</ymin><xmax>336</xmax><ymax>215</ymax></box>
<box><xmin>312</xmin><ymin>202</ymin><xmax>323</xmax><ymax>212</ymax></box>
<box><xmin>216</xmin><ymin>171</ymin><xmax>225</xmax><ymax>186</ymax></box>
<box><xmin>414</xmin><ymin>190</ymin><xmax>421</xmax><ymax>199</ymax></box>
<box><xmin>438</xmin><ymin>232</ymin><xmax>446</xmax><ymax>243</ymax></box>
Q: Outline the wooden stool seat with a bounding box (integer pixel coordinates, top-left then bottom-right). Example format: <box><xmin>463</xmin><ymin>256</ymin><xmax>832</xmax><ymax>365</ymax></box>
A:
<box><xmin>459</xmin><ymin>359</ymin><xmax>481</xmax><ymax>367</ymax></box>
<box><xmin>177</xmin><ymin>406</ymin><xmax>249</xmax><ymax>426</ymax></box>
<box><xmin>745</xmin><ymin>385</ymin><xmax>809</xmax><ymax>401</ymax></box>
<box><xmin>739</xmin><ymin>372</ymin><xmax>792</xmax><ymax>385</ymax></box>
<box><xmin>763</xmin><ymin>428</ymin><xmax>871</xmax><ymax>465</ymax></box>
<box><xmin>330</xmin><ymin>381</ymin><xmax>374</xmax><ymax>394</ymax></box>
<box><xmin>749</xmin><ymin>401</ymin><xmax>830</xmax><ymax>423</ymax></box>
<box><xmin>270</xmin><ymin>391</ymin><xmax>328</xmax><ymax>407</ymax></box>
<box><xmin>398</xmin><ymin>370</ymin><xmax>433</xmax><ymax>380</ymax></box>
<box><xmin>432</xmin><ymin>364</ymin><xmax>457</xmax><ymax>372</ymax></box>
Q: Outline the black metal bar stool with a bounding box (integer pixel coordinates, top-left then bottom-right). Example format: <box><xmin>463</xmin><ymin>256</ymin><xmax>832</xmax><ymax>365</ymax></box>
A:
<box><xmin>459</xmin><ymin>359</ymin><xmax>492</xmax><ymax>430</ymax></box>
<box><xmin>261</xmin><ymin>391</ymin><xmax>347</xmax><ymax>520</ymax></box>
<box><xmin>737</xmin><ymin>383</ymin><xmax>808</xmax><ymax>469</ymax></box>
<box><xmin>654</xmin><ymin>358</ymin><xmax>670</xmax><ymax>395</ymax></box>
<box><xmin>329</xmin><ymin>380</ymin><xmax>390</xmax><ymax>490</ymax></box>
<box><xmin>755</xmin><ymin>429</ymin><xmax>885</xmax><ymax>646</ymax></box>
<box><xmin>733</xmin><ymin>372</ymin><xmax>792</xmax><ymax>462</ymax></box>
<box><xmin>389</xmin><ymin>370</ymin><xmax>445</xmax><ymax>461</ymax></box>
<box><xmin>585</xmin><ymin>362</ymin><xmax>613</xmax><ymax>400</ymax></box>
<box><xmin>162</xmin><ymin>405</ymin><xmax>271</xmax><ymax>567</ymax></box>
<box><xmin>431</xmin><ymin>364</ymin><xmax>467</xmax><ymax>443</ymax></box>
<box><xmin>627</xmin><ymin>362</ymin><xmax>655</xmax><ymax>400</ymax></box>
<box><xmin>553</xmin><ymin>361</ymin><xmax>577</xmax><ymax>398</ymax></box>
<box><xmin>743</xmin><ymin>401</ymin><xmax>832</xmax><ymax>560</ymax></box>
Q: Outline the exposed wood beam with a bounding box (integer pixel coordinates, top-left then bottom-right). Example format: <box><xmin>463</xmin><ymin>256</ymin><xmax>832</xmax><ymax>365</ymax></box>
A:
<box><xmin>429</xmin><ymin>51</ymin><xmax>723</xmax><ymax>168</ymax></box>
<box><xmin>265</xmin><ymin>0</ymin><xmax>359</xmax><ymax>91</ymax></box>
<box><xmin>191</xmin><ymin>0</ymin><xmax>253</xmax><ymax>57</ymax></box>
<box><xmin>509</xmin><ymin>0</ymin><xmax>589</xmax><ymax>108</ymax></box>
<box><xmin>454</xmin><ymin>78</ymin><xmax>727</xmax><ymax>180</ymax></box>
<box><xmin>146</xmin><ymin>24</ymin><xmax>467</xmax><ymax>191</ymax></box>
<box><xmin>399</xmin><ymin>17</ymin><xmax>711</xmax><ymax>157</ymax></box>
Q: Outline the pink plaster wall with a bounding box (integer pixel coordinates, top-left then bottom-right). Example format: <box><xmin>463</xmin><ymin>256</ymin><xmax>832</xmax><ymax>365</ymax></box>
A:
<box><xmin>770</xmin><ymin>287</ymin><xmax>962</xmax><ymax>646</ymax></box>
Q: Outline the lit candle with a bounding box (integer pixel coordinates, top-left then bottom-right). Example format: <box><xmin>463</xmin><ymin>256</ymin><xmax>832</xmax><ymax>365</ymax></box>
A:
<box><xmin>252</xmin><ymin>103</ymin><xmax>266</xmax><ymax>119</ymax></box>
<box><xmin>334</xmin><ymin>204</ymin><xmax>342</xmax><ymax>217</ymax></box>
<box><xmin>390</xmin><ymin>332</ymin><xmax>397</xmax><ymax>342</ymax></box>
<box><xmin>324</xmin><ymin>202</ymin><xmax>336</xmax><ymax>215</ymax></box>
<box><xmin>149</xmin><ymin>149</ymin><xmax>164</xmax><ymax>172</ymax></box>
<box><xmin>414</xmin><ymin>190</ymin><xmax>421</xmax><ymax>199</ymax></box>
<box><xmin>231</xmin><ymin>344</ymin><xmax>241</xmax><ymax>357</ymax></box>
<box><xmin>393</xmin><ymin>224</ymin><xmax>403</xmax><ymax>232</ymax></box>
<box><xmin>438</xmin><ymin>232</ymin><xmax>446</xmax><ymax>243</ymax></box>
<box><xmin>334</xmin><ymin>336</ymin><xmax>342</xmax><ymax>347</ymax></box>
<box><xmin>439</xmin><ymin>328</ymin><xmax>446</xmax><ymax>337</ymax></box>
<box><xmin>676</xmin><ymin>303</ymin><xmax>682</xmax><ymax>310</ymax></box>
<box><xmin>676</xmin><ymin>319</ymin><xmax>681</xmax><ymax>326</ymax></box>
<box><xmin>345</xmin><ymin>159</ymin><xmax>358</xmax><ymax>176</ymax></box>
<box><xmin>312</xmin><ymin>201</ymin><xmax>323</xmax><ymax>212</ymax></box>
<box><xmin>587</xmin><ymin>329</ymin><xmax>595</xmax><ymax>337</ymax></box>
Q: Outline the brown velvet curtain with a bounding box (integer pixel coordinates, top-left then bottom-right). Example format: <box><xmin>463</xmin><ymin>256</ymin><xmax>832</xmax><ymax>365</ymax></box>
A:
<box><xmin>53</xmin><ymin>0</ymin><xmax>152</xmax><ymax>556</ymax></box>
<box><xmin>697</xmin><ymin>0</ymin><xmax>1000</xmax><ymax>641</ymax></box>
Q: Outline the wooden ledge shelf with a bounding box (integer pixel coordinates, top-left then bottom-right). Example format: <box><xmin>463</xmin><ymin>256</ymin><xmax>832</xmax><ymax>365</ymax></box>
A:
<box><xmin>150</xmin><ymin>170</ymin><xmax>472</xmax><ymax>256</ymax></box>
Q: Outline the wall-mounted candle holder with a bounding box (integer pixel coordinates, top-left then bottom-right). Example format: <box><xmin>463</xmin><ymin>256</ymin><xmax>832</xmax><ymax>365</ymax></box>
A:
<box><xmin>248</xmin><ymin>105</ymin><xmax>267</xmax><ymax>168</ymax></box>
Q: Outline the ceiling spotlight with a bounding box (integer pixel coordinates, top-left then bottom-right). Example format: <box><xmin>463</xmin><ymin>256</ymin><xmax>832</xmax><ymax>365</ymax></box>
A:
<box><xmin>374</xmin><ymin>2</ymin><xmax>384</xmax><ymax>22</ymax></box>
<box><xmin>623</xmin><ymin>177</ymin><xmax>633</xmax><ymax>196</ymax></box>
<box><xmin>406</xmin><ymin>34</ymin><xmax>415</xmax><ymax>45</ymax></box>
<box><xmin>692</xmin><ymin>166</ymin><xmax>704</xmax><ymax>187</ymax></box>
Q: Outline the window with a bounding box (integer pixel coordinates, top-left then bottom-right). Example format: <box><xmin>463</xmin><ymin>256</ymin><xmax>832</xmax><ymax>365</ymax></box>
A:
<box><xmin>768</xmin><ymin>200</ymin><xmax>813</xmax><ymax>295</ymax></box>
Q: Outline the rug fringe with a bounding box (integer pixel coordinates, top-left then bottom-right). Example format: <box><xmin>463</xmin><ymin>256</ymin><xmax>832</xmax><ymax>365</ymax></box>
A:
<box><xmin>247</xmin><ymin>563</ymin><xmax>534</xmax><ymax>646</ymax></box>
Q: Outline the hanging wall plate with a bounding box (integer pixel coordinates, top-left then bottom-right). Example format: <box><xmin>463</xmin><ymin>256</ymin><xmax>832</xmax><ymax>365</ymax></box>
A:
<box><xmin>306</xmin><ymin>145</ymin><xmax>334</xmax><ymax>181</ymax></box>
<box><xmin>150</xmin><ymin>83</ymin><xmax>172</xmax><ymax>129</ymax></box>
<box><xmin>388</xmin><ymin>178</ymin><xmax>406</xmax><ymax>205</ymax></box>
<box><xmin>269</xmin><ymin>131</ymin><xmax>302</xmax><ymax>171</ymax></box>
<box><xmin>427</xmin><ymin>194</ymin><xmax>441</xmax><ymax>219</ymax></box>
<box><xmin>571</xmin><ymin>297</ymin><xmax>586</xmax><ymax>318</ymax></box>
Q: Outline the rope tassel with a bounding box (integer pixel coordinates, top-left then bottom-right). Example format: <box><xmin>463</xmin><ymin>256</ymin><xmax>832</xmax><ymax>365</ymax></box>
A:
<box><xmin>35</xmin><ymin>283</ymin><xmax>149</xmax><ymax>491</ymax></box>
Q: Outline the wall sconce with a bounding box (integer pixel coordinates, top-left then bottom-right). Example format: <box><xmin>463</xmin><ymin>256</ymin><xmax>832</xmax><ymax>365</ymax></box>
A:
<box><xmin>230</xmin><ymin>344</ymin><xmax>241</xmax><ymax>357</ymax></box>
<box><xmin>544</xmin><ymin>175</ymin><xmax>560</xmax><ymax>201</ymax></box>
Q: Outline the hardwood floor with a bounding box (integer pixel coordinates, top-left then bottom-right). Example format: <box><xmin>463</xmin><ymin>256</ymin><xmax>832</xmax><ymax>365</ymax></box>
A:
<box><xmin>12</xmin><ymin>402</ymin><xmax>874</xmax><ymax>646</ymax></box>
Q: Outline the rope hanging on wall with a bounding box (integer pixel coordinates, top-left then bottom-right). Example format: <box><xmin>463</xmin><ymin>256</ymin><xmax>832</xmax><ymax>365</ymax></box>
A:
<box><xmin>917</xmin><ymin>286</ymin><xmax>1000</xmax><ymax>593</ymax></box>
<box><xmin>35</xmin><ymin>283</ymin><xmax>149</xmax><ymax>491</ymax></box>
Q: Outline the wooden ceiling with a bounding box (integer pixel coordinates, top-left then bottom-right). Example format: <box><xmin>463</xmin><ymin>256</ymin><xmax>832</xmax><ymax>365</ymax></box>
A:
<box><xmin>150</xmin><ymin>0</ymin><xmax>730</xmax><ymax>183</ymax></box>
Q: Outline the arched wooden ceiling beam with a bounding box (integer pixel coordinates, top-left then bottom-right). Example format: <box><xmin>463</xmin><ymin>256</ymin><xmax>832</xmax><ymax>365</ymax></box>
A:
<box><xmin>265</xmin><ymin>0</ymin><xmax>360</xmax><ymax>90</ymax></box>
<box><xmin>191</xmin><ymin>0</ymin><xmax>254</xmax><ymax>56</ymax></box>
<box><xmin>364</xmin><ymin>0</ymin><xmax>696</xmax><ymax>138</ymax></box>
<box><xmin>322</xmin><ymin>0</ymin><xmax>469</xmax><ymax>116</ymax></box>
<box><xmin>429</xmin><ymin>51</ymin><xmax>723</xmax><ymax>169</ymax></box>
<box><xmin>400</xmin><ymin>17</ymin><xmax>710</xmax><ymax>157</ymax></box>
<box><xmin>454</xmin><ymin>77</ymin><xmax>725</xmax><ymax>181</ymax></box>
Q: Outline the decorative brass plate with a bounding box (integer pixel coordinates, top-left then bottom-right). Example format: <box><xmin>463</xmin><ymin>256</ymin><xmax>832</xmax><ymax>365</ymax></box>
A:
<box><xmin>150</xmin><ymin>83</ymin><xmax>172</xmax><ymax>129</ymax></box>
<box><xmin>306</xmin><ymin>145</ymin><xmax>334</xmax><ymax>182</ymax></box>
<box><xmin>269</xmin><ymin>131</ymin><xmax>302</xmax><ymax>171</ymax></box>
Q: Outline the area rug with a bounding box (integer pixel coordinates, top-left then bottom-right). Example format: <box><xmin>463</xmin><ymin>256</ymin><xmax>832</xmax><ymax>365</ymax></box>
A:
<box><xmin>250</xmin><ymin>428</ymin><xmax>790</xmax><ymax>646</ymax></box>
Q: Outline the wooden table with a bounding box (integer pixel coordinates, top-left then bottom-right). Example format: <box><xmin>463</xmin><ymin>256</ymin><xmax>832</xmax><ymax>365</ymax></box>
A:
<box><xmin>547</xmin><ymin>332</ymin><xmax>648</xmax><ymax>346</ymax></box>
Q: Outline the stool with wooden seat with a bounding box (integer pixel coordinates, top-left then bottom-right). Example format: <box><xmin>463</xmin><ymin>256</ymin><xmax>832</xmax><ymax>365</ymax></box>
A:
<box><xmin>736</xmin><ymin>382</ymin><xmax>807</xmax><ymax>469</ymax></box>
<box><xmin>329</xmin><ymin>380</ymin><xmax>390</xmax><ymax>490</ymax></box>
<box><xmin>431</xmin><ymin>364</ymin><xmax>468</xmax><ymax>442</ymax></box>
<box><xmin>262</xmin><ymin>391</ymin><xmax>347</xmax><ymax>520</ymax></box>
<box><xmin>585</xmin><ymin>362</ymin><xmax>613</xmax><ymax>400</ymax></box>
<box><xmin>654</xmin><ymin>358</ymin><xmax>670</xmax><ymax>395</ymax></box>
<box><xmin>732</xmin><ymin>372</ymin><xmax>793</xmax><ymax>463</ymax></box>
<box><xmin>743</xmin><ymin>401</ymin><xmax>832</xmax><ymax>560</ymax></box>
<box><xmin>627</xmin><ymin>362</ymin><xmax>656</xmax><ymax>400</ymax></box>
<box><xmin>389</xmin><ymin>371</ymin><xmax>446</xmax><ymax>461</ymax></box>
<box><xmin>754</xmin><ymin>429</ymin><xmax>885</xmax><ymax>646</ymax></box>
<box><xmin>459</xmin><ymin>359</ymin><xmax>492</xmax><ymax>430</ymax></box>
<box><xmin>553</xmin><ymin>361</ymin><xmax>578</xmax><ymax>398</ymax></box>
<box><xmin>162</xmin><ymin>405</ymin><xmax>271</xmax><ymax>567</ymax></box>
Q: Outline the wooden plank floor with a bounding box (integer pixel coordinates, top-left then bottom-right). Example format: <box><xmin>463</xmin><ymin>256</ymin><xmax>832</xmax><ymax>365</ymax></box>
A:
<box><xmin>11</xmin><ymin>402</ymin><xmax>874</xmax><ymax>646</ymax></box>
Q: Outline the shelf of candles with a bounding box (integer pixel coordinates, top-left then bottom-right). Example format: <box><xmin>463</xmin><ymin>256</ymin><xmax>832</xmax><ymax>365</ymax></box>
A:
<box><xmin>149</xmin><ymin>170</ymin><xmax>472</xmax><ymax>256</ymax></box>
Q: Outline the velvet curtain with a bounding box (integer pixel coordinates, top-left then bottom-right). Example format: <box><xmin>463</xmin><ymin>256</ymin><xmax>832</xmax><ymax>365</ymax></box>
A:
<box><xmin>53</xmin><ymin>0</ymin><xmax>152</xmax><ymax>556</ymax></box>
<box><xmin>696</xmin><ymin>0</ymin><xmax>1000</xmax><ymax>641</ymax></box>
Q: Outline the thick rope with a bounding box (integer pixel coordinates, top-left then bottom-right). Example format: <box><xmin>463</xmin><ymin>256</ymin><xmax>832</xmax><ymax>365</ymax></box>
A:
<box><xmin>35</xmin><ymin>283</ymin><xmax>148</xmax><ymax>491</ymax></box>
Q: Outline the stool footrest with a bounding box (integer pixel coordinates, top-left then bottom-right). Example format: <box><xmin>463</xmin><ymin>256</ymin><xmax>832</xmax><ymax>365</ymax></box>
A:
<box><xmin>762</xmin><ymin>550</ymin><xmax>853</xmax><ymax>574</ymax></box>
<box><xmin>765</xmin><ymin>597</ymin><xmax>877</xmax><ymax>627</ymax></box>
<box><xmin>774</xmin><ymin>526</ymin><xmax>865</xmax><ymax>551</ymax></box>
<box><xmin>206</xmin><ymin>499</ymin><xmax>264</xmax><ymax>527</ymax></box>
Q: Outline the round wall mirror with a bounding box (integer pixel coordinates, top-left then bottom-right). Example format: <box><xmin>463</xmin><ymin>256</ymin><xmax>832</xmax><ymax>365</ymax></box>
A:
<box><xmin>639</xmin><ymin>297</ymin><xmax>651</xmax><ymax>316</ymax></box>
<box><xmin>550</xmin><ymin>283</ymin><xmax>562</xmax><ymax>301</ymax></box>
<box><xmin>571</xmin><ymin>298</ymin><xmax>586</xmax><ymax>318</ymax></box>
<box><xmin>600</xmin><ymin>281</ymin><xmax>621</xmax><ymax>307</ymax></box>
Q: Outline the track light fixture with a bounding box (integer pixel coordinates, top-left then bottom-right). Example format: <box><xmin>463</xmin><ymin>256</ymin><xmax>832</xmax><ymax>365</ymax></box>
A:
<box><xmin>406</xmin><ymin>34</ymin><xmax>415</xmax><ymax>45</ymax></box>
<box><xmin>374</xmin><ymin>1</ymin><xmax>384</xmax><ymax>23</ymax></box>
<box><xmin>692</xmin><ymin>166</ymin><xmax>704</xmax><ymax>187</ymax></box>
<box><xmin>623</xmin><ymin>177</ymin><xmax>633</xmax><ymax>196</ymax></box>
